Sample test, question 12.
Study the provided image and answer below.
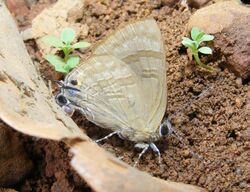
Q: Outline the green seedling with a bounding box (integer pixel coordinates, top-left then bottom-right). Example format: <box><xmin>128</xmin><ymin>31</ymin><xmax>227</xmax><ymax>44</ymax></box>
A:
<box><xmin>182</xmin><ymin>27</ymin><xmax>214</xmax><ymax>71</ymax></box>
<box><xmin>42</xmin><ymin>28</ymin><xmax>90</xmax><ymax>74</ymax></box>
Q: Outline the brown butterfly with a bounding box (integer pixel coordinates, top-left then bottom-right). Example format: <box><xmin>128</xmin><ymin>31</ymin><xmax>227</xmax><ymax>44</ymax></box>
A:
<box><xmin>56</xmin><ymin>19</ymin><xmax>174</xmax><ymax>166</ymax></box>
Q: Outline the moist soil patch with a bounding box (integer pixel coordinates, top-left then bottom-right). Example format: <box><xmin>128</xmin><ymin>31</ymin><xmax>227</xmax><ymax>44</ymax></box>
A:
<box><xmin>5</xmin><ymin>0</ymin><xmax>250</xmax><ymax>191</ymax></box>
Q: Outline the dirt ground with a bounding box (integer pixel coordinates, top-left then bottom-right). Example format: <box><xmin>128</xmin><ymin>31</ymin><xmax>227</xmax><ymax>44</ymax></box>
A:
<box><xmin>4</xmin><ymin>0</ymin><xmax>250</xmax><ymax>191</ymax></box>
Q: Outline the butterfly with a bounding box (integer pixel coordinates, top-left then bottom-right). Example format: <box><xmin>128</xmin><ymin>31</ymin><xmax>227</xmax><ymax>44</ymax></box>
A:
<box><xmin>56</xmin><ymin>19</ymin><xmax>175</xmax><ymax>166</ymax></box>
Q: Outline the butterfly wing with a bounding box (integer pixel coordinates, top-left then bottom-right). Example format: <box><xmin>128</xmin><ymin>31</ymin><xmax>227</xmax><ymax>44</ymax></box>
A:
<box><xmin>93</xmin><ymin>19</ymin><xmax>166</xmax><ymax>132</ymax></box>
<box><xmin>64</xmin><ymin>55</ymin><xmax>146</xmax><ymax>132</ymax></box>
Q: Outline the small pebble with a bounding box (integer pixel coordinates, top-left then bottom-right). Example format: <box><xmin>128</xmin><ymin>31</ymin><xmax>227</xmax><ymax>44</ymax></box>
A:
<box><xmin>186</xmin><ymin>80</ymin><xmax>194</xmax><ymax>88</ymax></box>
<box><xmin>91</xmin><ymin>3</ymin><xmax>108</xmax><ymax>16</ymax></box>
<box><xmin>239</xmin><ymin>181</ymin><xmax>247</xmax><ymax>188</ymax></box>
<box><xmin>207</xmin><ymin>108</ymin><xmax>213</xmax><ymax>115</ymax></box>
<box><xmin>161</xmin><ymin>0</ymin><xmax>180</xmax><ymax>7</ymax></box>
<box><xmin>187</xmin><ymin>0</ymin><xmax>210</xmax><ymax>9</ymax></box>
<box><xmin>235</xmin><ymin>167</ymin><xmax>242</xmax><ymax>175</ymax></box>
<box><xmin>173</xmin><ymin>71</ymin><xmax>183</xmax><ymax>82</ymax></box>
<box><xmin>182</xmin><ymin>159</ymin><xmax>191</xmax><ymax>166</ymax></box>
<box><xmin>242</xmin><ymin>129</ymin><xmax>250</xmax><ymax>140</ymax></box>
<box><xmin>235</xmin><ymin>77</ymin><xmax>242</xmax><ymax>87</ymax></box>
<box><xmin>182</xmin><ymin>149</ymin><xmax>191</xmax><ymax>158</ymax></box>
<box><xmin>235</xmin><ymin>98</ymin><xmax>243</xmax><ymax>108</ymax></box>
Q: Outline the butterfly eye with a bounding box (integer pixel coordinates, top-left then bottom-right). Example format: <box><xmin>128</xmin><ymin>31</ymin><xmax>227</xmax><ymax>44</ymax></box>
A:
<box><xmin>55</xmin><ymin>93</ymin><xmax>68</xmax><ymax>106</ymax></box>
<box><xmin>159</xmin><ymin>124</ymin><xmax>170</xmax><ymax>136</ymax></box>
<box><xmin>159</xmin><ymin>119</ymin><xmax>174</xmax><ymax>136</ymax></box>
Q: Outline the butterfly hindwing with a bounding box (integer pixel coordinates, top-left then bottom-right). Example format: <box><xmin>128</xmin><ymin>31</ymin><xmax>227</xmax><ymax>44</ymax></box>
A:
<box><xmin>93</xmin><ymin>19</ymin><xmax>166</xmax><ymax>132</ymax></box>
<box><xmin>64</xmin><ymin>55</ymin><xmax>147</xmax><ymax>132</ymax></box>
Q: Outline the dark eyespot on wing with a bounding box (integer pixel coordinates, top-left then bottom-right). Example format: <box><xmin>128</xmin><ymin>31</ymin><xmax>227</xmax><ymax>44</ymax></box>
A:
<box><xmin>70</xmin><ymin>79</ymin><xmax>78</xmax><ymax>85</ymax></box>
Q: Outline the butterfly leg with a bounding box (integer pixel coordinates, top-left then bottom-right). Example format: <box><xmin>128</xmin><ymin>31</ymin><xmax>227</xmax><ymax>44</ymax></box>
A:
<box><xmin>95</xmin><ymin>131</ymin><xmax>119</xmax><ymax>143</ymax></box>
<box><xmin>71</xmin><ymin>105</ymin><xmax>119</xmax><ymax>143</ymax></box>
<box><xmin>73</xmin><ymin>105</ymin><xmax>95</xmax><ymax>121</ymax></box>
<box><xmin>134</xmin><ymin>143</ymin><xmax>149</xmax><ymax>167</ymax></box>
<box><xmin>150</xmin><ymin>143</ymin><xmax>162</xmax><ymax>166</ymax></box>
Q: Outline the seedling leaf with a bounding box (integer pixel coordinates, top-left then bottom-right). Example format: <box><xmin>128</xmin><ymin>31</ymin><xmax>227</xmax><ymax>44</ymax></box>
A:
<box><xmin>72</xmin><ymin>42</ymin><xmax>91</xmax><ymax>49</ymax></box>
<box><xmin>44</xmin><ymin>54</ymin><xmax>67</xmax><ymax>73</ymax></box>
<box><xmin>196</xmin><ymin>32</ymin><xmax>205</xmax><ymax>42</ymax></box>
<box><xmin>182</xmin><ymin>27</ymin><xmax>215</xmax><ymax>71</ymax></box>
<box><xmin>191</xmin><ymin>27</ymin><xmax>200</xmax><ymax>40</ymax></box>
<box><xmin>41</xmin><ymin>36</ymin><xmax>64</xmax><ymax>48</ymax></box>
<box><xmin>61</xmin><ymin>28</ymin><xmax>75</xmax><ymax>43</ymax></box>
<box><xmin>43</xmin><ymin>28</ymin><xmax>91</xmax><ymax>74</ymax></box>
<box><xmin>182</xmin><ymin>37</ymin><xmax>194</xmax><ymax>48</ymax></box>
<box><xmin>198</xmin><ymin>47</ymin><xmax>212</xmax><ymax>54</ymax></box>
<box><xmin>200</xmin><ymin>34</ymin><xmax>214</xmax><ymax>42</ymax></box>
<box><xmin>65</xmin><ymin>56</ymin><xmax>80</xmax><ymax>71</ymax></box>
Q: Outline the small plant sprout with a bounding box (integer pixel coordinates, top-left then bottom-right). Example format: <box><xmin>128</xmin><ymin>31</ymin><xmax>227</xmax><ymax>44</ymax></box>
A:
<box><xmin>182</xmin><ymin>27</ymin><xmax>215</xmax><ymax>71</ymax></box>
<box><xmin>42</xmin><ymin>28</ymin><xmax>91</xmax><ymax>74</ymax></box>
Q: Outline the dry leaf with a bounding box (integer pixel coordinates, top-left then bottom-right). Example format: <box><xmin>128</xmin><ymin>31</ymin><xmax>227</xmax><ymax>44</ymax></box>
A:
<box><xmin>71</xmin><ymin>141</ymin><xmax>207</xmax><ymax>192</ymax></box>
<box><xmin>0</xmin><ymin>2</ymin><xmax>86</xmax><ymax>141</ymax></box>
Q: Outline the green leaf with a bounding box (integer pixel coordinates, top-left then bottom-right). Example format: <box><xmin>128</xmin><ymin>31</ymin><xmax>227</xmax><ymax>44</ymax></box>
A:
<box><xmin>200</xmin><ymin>34</ymin><xmax>214</xmax><ymax>42</ymax></box>
<box><xmin>65</xmin><ymin>56</ymin><xmax>80</xmax><ymax>71</ymax></box>
<box><xmin>191</xmin><ymin>27</ymin><xmax>200</xmax><ymax>40</ymax></box>
<box><xmin>61</xmin><ymin>28</ymin><xmax>75</xmax><ymax>43</ymax></box>
<box><xmin>72</xmin><ymin>41</ymin><xmax>91</xmax><ymax>49</ymax></box>
<box><xmin>41</xmin><ymin>35</ymin><xmax>64</xmax><ymax>48</ymax></box>
<box><xmin>196</xmin><ymin>32</ymin><xmax>205</xmax><ymax>42</ymax></box>
<box><xmin>198</xmin><ymin>47</ymin><xmax>212</xmax><ymax>54</ymax></box>
<box><xmin>182</xmin><ymin>37</ymin><xmax>195</xmax><ymax>48</ymax></box>
<box><xmin>44</xmin><ymin>54</ymin><xmax>67</xmax><ymax>73</ymax></box>
<box><xmin>62</xmin><ymin>45</ymin><xmax>72</xmax><ymax>56</ymax></box>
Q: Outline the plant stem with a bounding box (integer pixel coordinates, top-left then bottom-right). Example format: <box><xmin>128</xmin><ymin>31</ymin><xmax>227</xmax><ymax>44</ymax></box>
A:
<box><xmin>64</xmin><ymin>51</ymin><xmax>69</xmax><ymax>62</ymax></box>
<box><xmin>193</xmin><ymin>52</ymin><xmax>214</xmax><ymax>72</ymax></box>
<box><xmin>63</xmin><ymin>44</ymin><xmax>72</xmax><ymax>62</ymax></box>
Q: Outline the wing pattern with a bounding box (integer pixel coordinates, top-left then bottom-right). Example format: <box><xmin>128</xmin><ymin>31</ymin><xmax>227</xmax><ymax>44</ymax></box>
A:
<box><xmin>64</xmin><ymin>19</ymin><xmax>166</xmax><ymax>135</ymax></box>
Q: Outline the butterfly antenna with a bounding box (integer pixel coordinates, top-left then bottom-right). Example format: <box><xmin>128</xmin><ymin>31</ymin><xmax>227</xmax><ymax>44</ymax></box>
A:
<box><xmin>173</xmin><ymin>129</ymin><xmax>205</xmax><ymax>162</ymax></box>
<box><xmin>54</xmin><ymin>80</ymin><xmax>65</xmax><ymax>87</ymax></box>
<box><xmin>166</xmin><ymin>118</ymin><xmax>205</xmax><ymax>163</ymax></box>
<box><xmin>55</xmin><ymin>80</ymin><xmax>81</xmax><ymax>92</ymax></box>
<box><xmin>166</xmin><ymin>78</ymin><xmax>225</xmax><ymax>162</ymax></box>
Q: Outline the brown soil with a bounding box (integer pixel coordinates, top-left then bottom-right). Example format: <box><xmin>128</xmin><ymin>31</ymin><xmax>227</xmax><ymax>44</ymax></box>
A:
<box><xmin>5</xmin><ymin>0</ymin><xmax>250</xmax><ymax>191</ymax></box>
<box><xmin>17</xmin><ymin>133</ymin><xmax>91</xmax><ymax>192</ymax></box>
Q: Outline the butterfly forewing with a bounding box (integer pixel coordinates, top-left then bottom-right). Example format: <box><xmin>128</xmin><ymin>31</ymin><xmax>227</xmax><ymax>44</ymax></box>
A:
<box><xmin>93</xmin><ymin>19</ymin><xmax>166</xmax><ymax>133</ymax></box>
<box><xmin>65</xmin><ymin>55</ymin><xmax>147</xmax><ymax>132</ymax></box>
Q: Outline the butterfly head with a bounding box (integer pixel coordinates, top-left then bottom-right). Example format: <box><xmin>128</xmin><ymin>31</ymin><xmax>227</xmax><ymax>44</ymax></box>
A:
<box><xmin>150</xmin><ymin>118</ymin><xmax>176</xmax><ymax>141</ymax></box>
<box><xmin>55</xmin><ymin>80</ymin><xmax>81</xmax><ymax>116</ymax></box>
<box><xmin>159</xmin><ymin>118</ymin><xmax>175</xmax><ymax>137</ymax></box>
<box><xmin>55</xmin><ymin>91</ymin><xmax>75</xmax><ymax>116</ymax></box>
<box><xmin>118</xmin><ymin>119</ymin><xmax>174</xmax><ymax>143</ymax></box>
